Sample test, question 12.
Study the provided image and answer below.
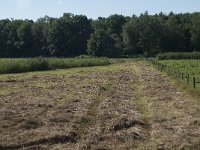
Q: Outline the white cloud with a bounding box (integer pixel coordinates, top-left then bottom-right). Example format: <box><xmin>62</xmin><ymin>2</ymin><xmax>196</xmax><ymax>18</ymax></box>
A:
<box><xmin>57</xmin><ymin>0</ymin><xmax>64</xmax><ymax>5</ymax></box>
<box><xmin>16</xmin><ymin>0</ymin><xmax>32</xmax><ymax>10</ymax></box>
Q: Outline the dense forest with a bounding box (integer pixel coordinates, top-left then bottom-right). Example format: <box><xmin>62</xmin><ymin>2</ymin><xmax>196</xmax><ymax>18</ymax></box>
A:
<box><xmin>0</xmin><ymin>12</ymin><xmax>200</xmax><ymax>58</ymax></box>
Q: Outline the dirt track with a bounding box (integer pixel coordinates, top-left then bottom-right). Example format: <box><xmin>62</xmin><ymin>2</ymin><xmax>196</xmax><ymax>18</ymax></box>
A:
<box><xmin>0</xmin><ymin>61</ymin><xmax>200</xmax><ymax>149</ymax></box>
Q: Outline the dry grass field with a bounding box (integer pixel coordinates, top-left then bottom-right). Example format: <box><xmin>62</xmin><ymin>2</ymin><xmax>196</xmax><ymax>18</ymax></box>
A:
<box><xmin>0</xmin><ymin>60</ymin><xmax>200</xmax><ymax>149</ymax></box>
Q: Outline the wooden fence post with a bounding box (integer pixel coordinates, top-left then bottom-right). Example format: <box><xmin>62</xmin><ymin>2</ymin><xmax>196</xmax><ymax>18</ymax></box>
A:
<box><xmin>178</xmin><ymin>70</ymin><xmax>180</xmax><ymax>78</ymax></box>
<box><xmin>181</xmin><ymin>73</ymin><xmax>184</xmax><ymax>80</ymax></box>
<box><xmin>193</xmin><ymin>77</ymin><xmax>196</xmax><ymax>89</ymax></box>
<box><xmin>176</xmin><ymin>70</ymin><xmax>178</xmax><ymax>78</ymax></box>
<box><xmin>187</xmin><ymin>74</ymin><xmax>189</xmax><ymax>84</ymax></box>
<box><xmin>178</xmin><ymin>71</ymin><xmax>180</xmax><ymax>78</ymax></box>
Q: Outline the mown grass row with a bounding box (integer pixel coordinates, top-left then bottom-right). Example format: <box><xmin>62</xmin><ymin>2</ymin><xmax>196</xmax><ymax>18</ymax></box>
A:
<box><xmin>0</xmin><ymin>57</ymin><xmax>110</xmax><ymax>74</ymax></box>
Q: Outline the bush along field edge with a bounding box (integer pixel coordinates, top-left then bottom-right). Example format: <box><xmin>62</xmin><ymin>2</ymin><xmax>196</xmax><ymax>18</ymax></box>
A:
<box><xmin>0</xmin><ymin>57</ymin><xmax>111</xmax><ymax>74</ymax></box>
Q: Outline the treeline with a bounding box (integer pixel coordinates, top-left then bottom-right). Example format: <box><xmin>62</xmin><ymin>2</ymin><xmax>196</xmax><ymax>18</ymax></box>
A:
<box><xmin>0</xmin><ymin>12</ymin><xmax>200</xmax><ymax>58</ymax></box>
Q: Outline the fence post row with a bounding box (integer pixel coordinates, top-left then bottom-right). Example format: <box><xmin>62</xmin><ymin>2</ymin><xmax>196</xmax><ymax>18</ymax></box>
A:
<box><xmin>147</xmin><ymin>59</ymin><xmax>199</xmax><ymax>90</ymax></box>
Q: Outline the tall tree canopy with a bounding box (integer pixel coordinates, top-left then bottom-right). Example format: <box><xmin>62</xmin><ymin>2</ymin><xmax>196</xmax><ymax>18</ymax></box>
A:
<box><xmin>0</xmin><ymin>12</ymin><xmax>200</xmax><ymax>58</ymax></box>
<box><xmin>48</xmin><ymin>13</ymin><xmax>92</xmax><ymax>57</ymax></box>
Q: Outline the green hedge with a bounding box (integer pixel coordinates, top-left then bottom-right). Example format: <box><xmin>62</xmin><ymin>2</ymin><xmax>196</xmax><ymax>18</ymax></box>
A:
<box><xmin>157</xmin><ymin>52</ymin><xmax>200</xmax><ymax>60</ymax></box>
<box><xmin>0</xmin><ymin>57</ymin><xmax>110</xmax><ymax>74</ymax></box>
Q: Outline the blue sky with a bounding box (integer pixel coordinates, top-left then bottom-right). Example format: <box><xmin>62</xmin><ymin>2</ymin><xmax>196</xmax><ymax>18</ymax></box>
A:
<box><xmin>1</xmin><ymin>0</ymin><xmax>200</xmax><ymax>20</ymax></box>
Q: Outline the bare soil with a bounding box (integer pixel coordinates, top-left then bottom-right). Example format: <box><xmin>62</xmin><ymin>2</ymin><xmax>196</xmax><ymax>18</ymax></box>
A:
<box><xmin>0</xmin><ymin>61</ymin><xmax>200</xmax><ymax>150</ymax></box>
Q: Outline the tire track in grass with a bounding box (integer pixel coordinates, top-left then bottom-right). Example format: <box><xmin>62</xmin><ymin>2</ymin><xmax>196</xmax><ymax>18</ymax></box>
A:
<box><xmin>78</xmin><ymin>63</ymin><xmax>150</xmax><ymax>150</ymax></box>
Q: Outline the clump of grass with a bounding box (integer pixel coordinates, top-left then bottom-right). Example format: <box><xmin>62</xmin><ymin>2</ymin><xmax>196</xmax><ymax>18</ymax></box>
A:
<box><xmin>136</xmin><ymin>96</ymin><xmax>151</xmax><ymax>124</ymax></box>
<box><xmin>0</xmin><ymin>57</ymin><xmax>110</xmax><ymax>74</ymax></box>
